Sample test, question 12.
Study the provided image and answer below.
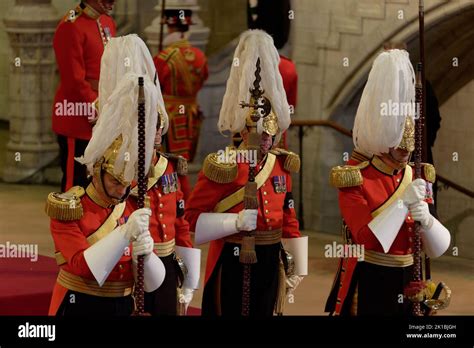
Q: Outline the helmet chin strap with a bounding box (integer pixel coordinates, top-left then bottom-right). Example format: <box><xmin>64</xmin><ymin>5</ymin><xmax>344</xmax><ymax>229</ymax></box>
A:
<box><xmin>385</xmin><ymin>150</ymin><xmax>412</xmax><ymax>170</ymax></box>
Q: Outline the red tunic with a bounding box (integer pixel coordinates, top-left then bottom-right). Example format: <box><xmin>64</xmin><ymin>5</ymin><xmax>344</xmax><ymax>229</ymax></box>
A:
<box><xmin>333</xmin><ymin>157</ymin><xmax>434</xmax><ymax>314</ymax></box>
<box><xmin>48</xmin><ymin>191</ymin><xmax>132</xmax><ymax>315</ymax></box>
<box><xmin>52</xmin><ymin>6</ymin><xmax>116</xmax><ymax>140</ymax></box>
<box><xmin>278</xmin><ymin>55</ymin><xmax>298</xmax><ymax>149</ymax></box>
<box><xmin>154</xmin><ymin>39</ymin><xmax>208</xmax><ymax>161</ymax></box>
<box><xmin>125</xmin><ymin>155</ymin><xmax>193</xmax><ymax>248</ymax></box>
<box><xmin>185</xmin><ymin>154</ymin><xmax>300</xmax><ymax>284</ymax></box>
<box><xmin>279</xmin><ymin>55</ymin><xmax>298</xmax><ymax>109</ymax></box>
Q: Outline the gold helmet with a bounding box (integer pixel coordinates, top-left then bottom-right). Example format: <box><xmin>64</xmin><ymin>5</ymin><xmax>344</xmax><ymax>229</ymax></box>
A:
<box><xmin>89</xmin><ymin>136</ymin><xmax>130</xmax><ymax>207</ymax></box>
<box><xmin>397</xmin><ymin>116</ymin><xmax>415</xmax><ymax>152</ymax></box>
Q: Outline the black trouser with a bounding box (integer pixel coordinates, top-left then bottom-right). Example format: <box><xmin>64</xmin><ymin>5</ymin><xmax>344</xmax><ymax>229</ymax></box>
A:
<box><xmin>356</xmin><ymin>262</ymin><xmax>414</xmax><ymax>316</ymax></box>
<box><xmin>57</xmin><ymin>135</ymin><xmax>89</xmax><ymax>192</ymax></box>
<box><xmin>144</xmin><ymin>253</ymin><xmax>179</xmax><ymax>316</ymax></box>
<box><xmin>202</xmin><ymin>242</ymin><xmax>281</xmax><ymax>317</ymax></box>
<box><xmin>56</xmin><ymin>290</ymin><xmax>134</xmax><ymax>316</ymax></box>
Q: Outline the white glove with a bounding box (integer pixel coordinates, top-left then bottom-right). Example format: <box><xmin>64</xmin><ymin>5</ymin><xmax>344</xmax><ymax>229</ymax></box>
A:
<box><xmin>402</xmin><ymin>178</ymin><xmax>427</xmax><ymax>205</ymax></box>
<box><xmin>123</xmin><ymin>208</ymin><xmax>151</xmax><ymax>241</ymax></box>
<box><xmin>409</xmin><ymin>201</ymin><xmax>433</xmax><ymax>228</ymax></box>
<box><xmin>236</xmin><ymin>209</ymin><xmax>258</xmax><ymax>231</ymax></box>
<box><xmin>286</xmin><ymin>275</ymin><xmax>304</xmax><ymax>300</ymax></box>
<box><xmin>178</xmin><ymin>287</ymin><xmax>194</xmax><ymax>313</ymax></box>
<box><xmin>132</xmin><ymin>231</ymin><xmax>154</xmax><ymax>263</ymax></box>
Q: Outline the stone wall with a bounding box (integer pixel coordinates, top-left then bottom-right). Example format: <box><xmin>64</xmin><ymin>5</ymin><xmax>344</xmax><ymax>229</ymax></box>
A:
<box><xmin>289</xmin><ymin>0</ymin><xmax>474</xmax><ymax>238</ymax></box>
<box><xmin>433</xmin><ymin>80</ymin><xmax>474</xmax><ymax>259</ymax></box>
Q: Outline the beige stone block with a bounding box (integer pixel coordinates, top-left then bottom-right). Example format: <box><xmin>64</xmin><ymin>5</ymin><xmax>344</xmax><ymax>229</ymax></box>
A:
<box><xmin>356</xmin><ymin>0</ymin><xmax>385</xmax><ymax>19</ymax></box>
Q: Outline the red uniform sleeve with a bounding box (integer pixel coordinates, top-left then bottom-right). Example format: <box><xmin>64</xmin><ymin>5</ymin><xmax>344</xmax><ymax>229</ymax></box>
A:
<box><xmin>50</xmin><ymin>219</ymin><xmax>93</xmax><ymax>278</ymax></box>
<box><xmin>154</xmin><ymin>55</ymin><xmax>171</xmax><ymax>92</ymax></box>
<box><xmin>338</xmin><ymin>186</ymin><xmax>382</xmax><ymax>249</ymax></box>
<box><xmin>282</xmin><ymin>174</ymin><xmax>300</xmax><ymax>238</ymax></box>
<box><xmin>175</xmin><ymin>180</ymin><xmax>193</xmax><ymax>248</ymax></box>
<box><xmin>185</xmin><ymin>171</ymin><xmax>229</xmax><ymax>232</ymax></box>
<box><xmin>53</xmin><ymin>22</ymin><xmax>97</xmax><ymax>102</ymax></box>
<box><xmin>279</xmin><ymin>57</ymin><xmax>298</xmax><ymax>108</ymax></box>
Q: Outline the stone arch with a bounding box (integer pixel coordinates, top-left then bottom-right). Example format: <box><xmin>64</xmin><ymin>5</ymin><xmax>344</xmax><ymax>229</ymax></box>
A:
<box><xmin>294</xmin><ymin>0</ymin><xmax>474</xmax><ymax>234</ymax></box>
<box><xmin>328</xmin><ymin>1</ymin><xmax>474</xmax><ymax>117</ymax></box>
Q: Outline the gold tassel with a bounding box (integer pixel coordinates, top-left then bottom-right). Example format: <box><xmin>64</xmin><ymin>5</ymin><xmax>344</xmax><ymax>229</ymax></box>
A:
<box><xmin>275</xmin><ymin>258</ymin><xmax>286</xmax><ymax>315</ymax></box>
<box><xmin>243</xmin><ymin>181</ymin><xmax>258</xmax><ymax>209</ymax></box>
<box><xmin>176</xmin><ymin>287</ymin><xmax>186</xmax><ymax>316</ymax></box>
<box><xmin>239</xmin><ymin>235</ymin><xmax>257</xmax><ymax>264</ymax></box>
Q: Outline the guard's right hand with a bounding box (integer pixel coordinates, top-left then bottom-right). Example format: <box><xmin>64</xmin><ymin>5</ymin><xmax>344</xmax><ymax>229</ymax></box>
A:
<box><xmin>236</xmin><ymin>209</ymin><xmax>258</xmax><ymax>231</ymax></box>
<box><xmin>402</xmin><ymin>178</ymin><xmax>426</xmax><ymax>205</ymax></box>
<box><xmin>124</xmin><ymin>208</ymin><xmax>151</xmax><ymax>241</ymax></box>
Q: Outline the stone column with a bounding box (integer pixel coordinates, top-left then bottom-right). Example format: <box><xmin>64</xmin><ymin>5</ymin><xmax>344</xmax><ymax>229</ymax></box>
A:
<box><xmin>145</xmin><ymin>0</ymin><xmax>210</xmax><ymax>54</ymax></box>
<box><xmin>3</xmin><ymin>0</ymin><xmax>59</xmax><ymax>183</ymax></box>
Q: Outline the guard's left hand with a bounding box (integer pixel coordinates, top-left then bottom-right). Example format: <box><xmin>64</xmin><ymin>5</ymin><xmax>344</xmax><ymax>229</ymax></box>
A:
<box><xmin>409</xmin><ymin>201</ymin><xmax>433</xmax><ymax>228</ymax></box>
<box><xmin>286</xmin><ymin>275</ymin><xmax>304</xmax><ymax>295</ymax></box>
<box><xmin>132</xmin><ymin>232</ymin><xmax>154</xmax><ymax>263</ymax></box>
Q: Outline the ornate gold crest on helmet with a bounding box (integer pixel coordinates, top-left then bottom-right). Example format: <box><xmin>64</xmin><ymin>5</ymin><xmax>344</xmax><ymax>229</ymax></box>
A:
<box><xmin>397</xmin><ymin>117</ymin><xmax>415</xmax><ymax>152</ymax></box>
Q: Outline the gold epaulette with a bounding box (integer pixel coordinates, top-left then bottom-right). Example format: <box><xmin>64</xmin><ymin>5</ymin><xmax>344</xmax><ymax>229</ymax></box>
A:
<box><xmin>162</xmin><ymin>153</ymin><xmax>188</xmax><ymax>176</ymax></box>
<box><xmin>45</xmin><ymin>186</ymin><xmax>85</xmax><ymax>220</ymax></box>
<box><xmin>330</xmin><ymin>161</ymin><xmax>369</xmax><ymax>188</ymax></box>
<box><xmin>270</xmin><ymin>148</ymin><xmax>301</xmax><ymax>173</ymax></box>
<box><xmin>408</xmin><ymin>162</ymin><xmax>436</xmax><ymax>183</ymax></box>
<box><xmin>203</xmin><ymin>152</ymin><xmax>238</xmax><ymax>184</ymax></box>
<box><xmin>423</xmin><ymin>163</ymin><xmax>436</xmax><ymax>183</ymax></box>
<box><xmin>63</xmin><ymin>6</ymin><xmax>82</xmax><ymax>23</ymax></box>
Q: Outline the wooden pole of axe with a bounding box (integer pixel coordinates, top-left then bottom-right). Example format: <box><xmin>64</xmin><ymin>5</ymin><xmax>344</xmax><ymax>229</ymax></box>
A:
<box><xmin>238</xmin><ymin>58</ymin><xmax>272</xmax><ymax>316</ymax></box>
<box><xmin>132</xmin><ymin>76</ymin><xmax>150</xmax><ymax>316</ymax></box>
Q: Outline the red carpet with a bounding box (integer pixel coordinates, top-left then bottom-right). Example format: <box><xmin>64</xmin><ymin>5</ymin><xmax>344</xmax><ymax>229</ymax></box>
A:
<box><xmin>0</xmin><ymin>255</ymin><xmax>57</xmax><ymax>315</ymax></box>
<box><xmin>0</xmin><ymin>255</ymin><xmax>201</xmax><ymax>316</ymax></box>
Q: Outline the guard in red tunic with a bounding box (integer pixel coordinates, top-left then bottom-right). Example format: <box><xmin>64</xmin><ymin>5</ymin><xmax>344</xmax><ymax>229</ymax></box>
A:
<box><xmin>247</xmin><ymin>0</ymin><xmax>297</xmax><ymax>149</ymax></box>
<box><xmin>46</xmin><ymin>35</ymin><xmax>165</xmax><ymax>316</ymax></box>
<box><xmin>126</xmin><ymin>113</ymin><xmax>201</xmax><ymax>316</ymax></box>
<box><xmin>45</xmin><ymin>42</ymin><xmax>165</xmax><ymax>315</ymax></box>
<box><xmin>153</xmin><ymin>9</ymin><xmax>208</xmax><ymax>199</ymax></box>
<box><xmin>325</xmin><ymin>49</ymin><xmax>451</xmax><ymax>316</ymax></box>
<box><xmin>52</xmin><ymin>0</ymin><xmax>116</xmax><ymax>192</ymax></box>
<box><xmin>185</xmin><ymin>30</ymin><xmax>307</xmax><ymax>317</ymax></box>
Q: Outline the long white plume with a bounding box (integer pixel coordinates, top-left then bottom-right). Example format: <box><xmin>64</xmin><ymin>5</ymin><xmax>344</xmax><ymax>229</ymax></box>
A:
<box><xmin>76</xmin><ymin>34</ymin><xmax>162</xmax><ymax>182</ymax></box>
<box><xmin>98</xmin><ymin>34</ymin><xmax>168</xmax><ymax>134</ymax></box>
<box><xmin>218</xmin><ymin>29</ymin><xmax>290</xmax><ymax>137</ymax></box>
<box><xmin>353</xmin><ymin>49</ymin><xmax>415</xmax><ymax>156</ymax></box>
<box><xmin>77</xmin><ymin>73</ymin><xmax>158</xmax><ymax>183</ymax></box>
